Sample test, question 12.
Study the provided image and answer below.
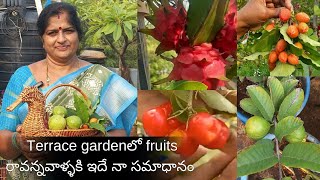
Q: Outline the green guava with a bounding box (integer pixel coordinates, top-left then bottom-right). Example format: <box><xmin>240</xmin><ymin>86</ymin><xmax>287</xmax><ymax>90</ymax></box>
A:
<box><xmin>245</xmin><ymin>116</ymin><xmax>271</xmax><ymax>140</ymax></box>
<box><xmin>53</xmin><ymin>106</ymin><xmax>67</xmax><ymax>117</ymax></box>
<box><xmin>66</xmin><ymin>116</ymin><xmax>82</xmax><ymax>129</ymax></box>
<box><xmin>285</xmin><ymin>126</ymin><xmax>307</xmax><ymax>143</ymax></box>
<box><xmin>48</xmin><ymin>115</ymin><xmax>66</xmax><ymax>130</ymax></box>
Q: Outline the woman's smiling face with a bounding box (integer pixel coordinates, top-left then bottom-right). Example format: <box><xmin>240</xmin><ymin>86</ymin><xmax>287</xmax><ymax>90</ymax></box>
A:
<box><xmin>42</xmin><ymin>11</ymin><xmax>79</xmax><ymax>62</ymax></box>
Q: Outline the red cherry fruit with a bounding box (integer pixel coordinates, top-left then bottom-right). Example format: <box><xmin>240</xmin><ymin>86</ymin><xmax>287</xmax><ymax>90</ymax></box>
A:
<box><xmin>142</xmin><ymin>107</ymin><xmax>170</xmax><ymax>136</ymax></box>
<box><xmin>159</xmin><ymin>101</ymin><xmax>172</xmax><ymax>117</ymax></box>
<box><xmin>203</xmin><ymin>119</ymin><xmax>230</xmax><ymax>149</ymax></box>
<box><xmin>187</xmin><ymin>112</ymin><xmax>229</xmax><ymax>148</ymax></box>
<box><xmin>169</xmin><ymin>128</ymin><xmax>199</xmax><ymax>157</ymax></box>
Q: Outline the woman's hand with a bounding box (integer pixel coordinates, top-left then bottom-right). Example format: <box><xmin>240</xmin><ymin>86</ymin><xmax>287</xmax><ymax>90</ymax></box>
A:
<box><xmin>237</xmin><ymin>0</ymin><xmax>293</xmax><ymax>39</ymax></box>
<box><xmin>16</xmin><ymin>126</ymin><xmax>47</xmax><ymax>162</ymax></box>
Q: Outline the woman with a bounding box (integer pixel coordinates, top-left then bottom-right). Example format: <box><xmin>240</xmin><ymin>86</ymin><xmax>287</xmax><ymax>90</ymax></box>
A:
<box><xmin>0</xmin><ymin>2</ymin><xmax>137</xmax><ymax>162</ymax></box>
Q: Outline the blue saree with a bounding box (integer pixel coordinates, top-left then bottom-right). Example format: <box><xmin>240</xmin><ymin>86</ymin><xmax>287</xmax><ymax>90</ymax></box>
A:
<box><xmin>0</xmin><ymin>64</ymin><xmax>137</xmax><ymax>136</ymax></box>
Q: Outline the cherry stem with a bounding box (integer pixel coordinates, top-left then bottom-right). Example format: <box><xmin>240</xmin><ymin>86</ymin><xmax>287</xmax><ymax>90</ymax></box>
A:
<box><xmin>187</xmin><ymin>91</ymin><xmax>195</xmax><ymax>118</ymax></box>
<box><xmin>274</xmin><ymin>117</ymin><xmax>283</xmax><ymax>179</ymax></box>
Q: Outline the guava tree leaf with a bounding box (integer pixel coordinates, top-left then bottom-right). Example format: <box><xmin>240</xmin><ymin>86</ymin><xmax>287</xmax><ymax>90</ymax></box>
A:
<box><xmin>274</xmin><ymin>116</ymin><xmax>303</xmax><ymax>141</ymax></box>
<box><xmin>281</xmin><ymin>142</ymin><xmax>320</xmax><ymax>172</ymax></box>
<box><xmin>237</xmin><ymin>139</ymin><xmax>278</xmax><ymax>176</ymax></box>
<box><xmin>187</xmin><ymin>0</ymin><xmax>229</xmax><ymax>45</ymax></box>
<box><xmin>165</xmin><ymin>80</ymin><xmax>208</xmax><ymax>90</ymax></box>
<box><xmin>199</xmin><ymin>91</ymin><xmax>236</xmax><ymax>114</ymax></box>
<box><xmin>248</xmin><ymin>29</ymin><xmax>280</xmax><ymax>53</ymax></box>
<box><xmin>299</xmin><ymin>34</ymin><xmax>320</xmax><ymax>47</ymax></box>
<box><xmin>239</xmin><ymin>98</ymin><xmax>263</xmax><ymax>117</ymax></box>
<box><xmin>280</xmin><ymin>78</ymin><xmax>299</xmax><ymax>97</ymax></box>
<box><xmin>270</xmin><ymin>62</ymin><xmax>295</xmax><ymax>76</ymax></box>
<box><xmin>74</xmin><ymin>93</ymin><xmax>90</xmax><ymax>124</ymax></box>
<box><xmin>89</xmin><ymin>122</ymin><xmax>106</xmax><ymax>135</ymax></box>
<box><xmin>277</xmin><ymin>88</ymin><xmax>304</xmax><ymax>121</ymax></box>
<box><xmin>246</xmin><ymin>85</ymin><xmax>275</xmax><ymax>122</ymax></box>
<box><xmin>267</xmin><ymin>77</ymin><xmax>285</xmax><ymax>110</ymax></box>
<box><xmin>243</xmin><ymin>52</ymin><xmax>269</xmax><ymax>61</ymax></box>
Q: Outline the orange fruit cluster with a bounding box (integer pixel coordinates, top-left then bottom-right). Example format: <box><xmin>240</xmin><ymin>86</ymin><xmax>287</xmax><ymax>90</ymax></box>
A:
<box><xmin>267</xmin><ymin>10</ymin><xmax>310</xmax><ymax>71</ymax></box>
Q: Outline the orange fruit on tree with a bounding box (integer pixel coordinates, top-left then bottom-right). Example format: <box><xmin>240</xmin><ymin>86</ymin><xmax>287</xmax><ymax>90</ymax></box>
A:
<box><xmin>295</xmin><ymin>12</ymin><xmax>310</xmax><ymax>23</ymax></box>
<box><xmin>288</xmin><ymin>54</ymin><xmax>299</xmax><ymax>65</ymax></box>
<box><xmin>268</xmin><ymin>50</ymin><xmax>278</xmax><ymax>63</ymax></box>
<box><xmin>268</xmin><ymin>62</ymin><xmax>276</xmax><ymax>71</ymax></box>
<box><xmin>293</xmin><ymin>22</ymin><xmax>299</xmax><ymax>29</ymax></box>
<box><xmin>286</xmin><ymin>25</ymin><xmax>299</xmax><ymax>38</ymax></box>
<box><xmin>298</xmin><ymin>22</ymin><xmax>309</xmax><ymax>34</ymax></box>
<box><xmin>279</xmin><ymin>8</ymin><xmax>291</xmax><ymax>22</ymax></box>
<box><xmin>265</xmin><ymin>23</ymin><xmax>275</xmax><ymax>31</ymax></box>
<box><xmin>294</xmin><ymin>42</ymin><xmax>303</xmax><ymax>49</ymax></box>
<box><xmin>278</xmin><ymin>51</ymin><xmax>288</xmax><ymax>63</ymax></box>
<box><xmin>275</xmin><ymin>39</ymin><xmax>287</xmax><ymax>53</ymax></box>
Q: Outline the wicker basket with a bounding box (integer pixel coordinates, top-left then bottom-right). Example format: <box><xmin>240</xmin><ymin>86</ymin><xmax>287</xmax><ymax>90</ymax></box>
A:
<box><xmin>7</xmin><ymin>83</ymin><xmax>101</xmax><ymax>137</ymax></box>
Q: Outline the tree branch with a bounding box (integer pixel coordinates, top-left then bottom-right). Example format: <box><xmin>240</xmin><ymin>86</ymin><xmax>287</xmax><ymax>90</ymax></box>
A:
<box><xmin>102</xmin><ymin>36</ymin><xmax>120</xmax><ymax>55</ymax></box>
<box><xmin>274</xmin><ymin>118</ymin><xmax>283</xmax><ymax>180</ymax></box>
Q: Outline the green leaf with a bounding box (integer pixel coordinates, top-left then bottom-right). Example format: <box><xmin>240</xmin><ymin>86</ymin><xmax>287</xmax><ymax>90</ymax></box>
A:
<box><xmin>277</xmin><ymin>88</ymin><xmax>304</xmax><ymax>121</ymax></box>
<box><xmin>315</xmin><ymin>5</ymin><xmax>320</xmax><ymax>16</ymax></box>
<box><xmin>281</xmin><ymin>142</ymin><xmax>320</xmax><ymax>172</ymax></box>
<box><xmin>89</xmin><ymin>122</ymin><xmax>106</xmax><ymax>135</ymax></box>
<box><xmin>299</xmin><ymin>34</ymin><xmax>320</xmax><ymax>47</ymax></box>
<box><xmin>237</xmin><ymin>139</ymin><xmax>278</xmax><ymax>176</ymax></box>
<box><xmin>246</xmin><ymin>85</ymin><xmax>275</xmax><ymax>122</ymax></box>
<box><xmin>199</xmin><ymin>91</ymin><xmax>236</xmax><ymax>114</ymax></box>
<box><xmin>301</xmin><ymin>42</ymin><xmax>320</xmax><ymax>67</ymax></box>
<box><xmin>282</xmin><ymin>177</ymin><xmax>292</xmax><ymax>180</ymax></box>
<box><xmin>173</xmin><ymin>91</ymin><xmax>190</xmax><ymax>103</ymax></box>
<box><xmin>243</xmin><ymin>52</ymin><xmax>269</xmax><ymax>61</ymax></box>
<box><xmin>66</xmin><ymin>108</ymin><xmax>77</xmax><ymax>117</ymax></box>
<box><xmin>262</xmin><ymin>179</ymin><xmax>275</xmax><ymax>180</ymax></box>
<box><xmin>74</xmin><ymin>93</ymin><xmax>90</xmax><ymax>124</ymax></box>
<box><xmin>239</xmin><ymin>98</ymin><xmax>263</xmax><ymax>117</ymax></box>
<box><xmin>280</xmin><ymin>24</ymin><xmax>294</xmax><ymax>45</ymax></box>
<box><xmin>274</xmin><ymin>116</ymin><xmax>303</xmax><ymax>141</ymax></box>
<box><xmin>280</xmin><ymin>78</ymin><xmax>299</xmax><ymax>97</ymax></box>
<box><xmin>124</xmin><ymin>24</ymin><xmax>133</xmax><ymax>41</ymax></box>
<box><xmin>170</xmin><ymin>95</ymin><xmax>188</xmax><ymax>122</ymax></box>
<box><xmin>249</xmin><ymin>29</ymin><xmax>280</xmax><ymax>53</ymax></box>
<box><xmin>101</xmin><ymin>22</ymin><xmax>117</xmax><ymax>35</ymax></box>
<box><xmin>267</xmin><ymin>77</ymin><xmax>285</xmax><ymax>110</ymax></box>
<box><xmin>113</xmin><ymin>24</ymin><xmax>122</xmax><ymax>42</ymax></box>
<box><xmin>270</xmin><ymin>62</ymin><xmax>295</xmax><ymax>76</ymax></box>
<box><xmin>289</xmin><ymin>44</ymin><xmax>302</xmax><ymax>56</ymax></box>
<box><xmin>187</xmin><ymin>0</ymin><xmax>229</xmax><ymax>45</ymax></box>
<box><xmin>123</xmin><ymin>21</ymin><xmax>132</xmax><ymax>30</ymax></box>
<box><xmin>165</xmin><ymin>81</ymin><xmax>208</xmax><ymax>90</ymax></box>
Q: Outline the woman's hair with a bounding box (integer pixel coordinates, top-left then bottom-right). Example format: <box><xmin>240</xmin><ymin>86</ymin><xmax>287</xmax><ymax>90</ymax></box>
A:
<box><xmin>37</xmin><ymin>2</ymin><xmax>83</xmax><ymax>40</ymax></box>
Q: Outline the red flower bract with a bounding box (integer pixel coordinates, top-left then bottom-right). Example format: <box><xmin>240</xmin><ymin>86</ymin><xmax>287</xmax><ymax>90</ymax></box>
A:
<box><xmin>169</xmin><ymin>42</ymin><xmax>227</xmax><ymax>89</ymax></box>
<box><xmin>143</xmin><ymin>2</ymin><xmax>189</xmax><ymax>55</ymax></box>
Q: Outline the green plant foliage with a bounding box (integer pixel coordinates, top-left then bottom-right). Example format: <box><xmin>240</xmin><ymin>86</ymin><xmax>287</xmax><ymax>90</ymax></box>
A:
<box><xmin>237</xmin><ymin>139</ymin><xmax>278</xmax><ymax>177</ymax></box>
<box><xmin>277</xmin><ymin>88</ymin><xmax>304</xmax><ymax>121</ymax></box>
<box><xmin>274</xmin><ymin>116</ymin><xmax>303</xmax><ymax>141</ymax></box>
<box><xmin>199</xmin><ymin>91</ymin><xmax>236</xmax><ymax>114</ymax></box>
<box><xmin>246</xmin><ymin>85</ymin><xmax>275</xmax><ymax>122</ymax></box>
<box><xmin>281</xmin><ymin>143</ymin><xmax>320</xmax><ymax>172</ymax></box>
<box><xmin>240</xmin><ymin>98</ymin><xmax>263</xmax><ymax>117</ymax></box>
<box><xmin>267</xmin><ymin>77</ymin><xmax>285</xmax><ymax>110</ymax></box>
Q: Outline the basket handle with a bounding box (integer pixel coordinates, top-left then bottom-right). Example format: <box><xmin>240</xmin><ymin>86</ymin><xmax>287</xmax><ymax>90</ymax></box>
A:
<box><xmin>44</xmin><ymin>84</ymin><xmax>89</xmax><ymax>101</ymax></box>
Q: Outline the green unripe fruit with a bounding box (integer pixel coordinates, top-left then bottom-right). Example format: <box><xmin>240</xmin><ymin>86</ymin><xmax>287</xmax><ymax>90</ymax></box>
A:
<box><xmin>53</xmin><ymin>106</ymin><xmax>67</xmax><ymax>117</ymax></box>
<box><xmin>48</xmin><ymin>115</ymin><xmax>66</xmax><ymax>130</ymax></box>
<box><xmin>285</xmin><ymin>126</ymin><xmax>306</xmax><ymax>143</ymax></box>
<box><xmin>245</xmin><ymin>116</ymin><xmax>271</xmax><ymax>140</ymax></box>
<box><xmin>66</xmin><ymin>116</ymin><xmax>82</xmax><ymax>129</ymax></box>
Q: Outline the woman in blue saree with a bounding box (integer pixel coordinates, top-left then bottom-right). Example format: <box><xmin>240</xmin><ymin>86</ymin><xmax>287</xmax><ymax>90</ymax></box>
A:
<box><xmin>0</xmin><ymin>2</ymin><xmax>137</xmax><ymax>166</ymax></box>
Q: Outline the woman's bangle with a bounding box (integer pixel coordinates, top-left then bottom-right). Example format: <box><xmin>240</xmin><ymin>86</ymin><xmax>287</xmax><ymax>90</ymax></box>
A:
<box><xmin>12</xmin><ymin>132</ymin><xmax>21</xmax><ymax>151</ymax></box>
